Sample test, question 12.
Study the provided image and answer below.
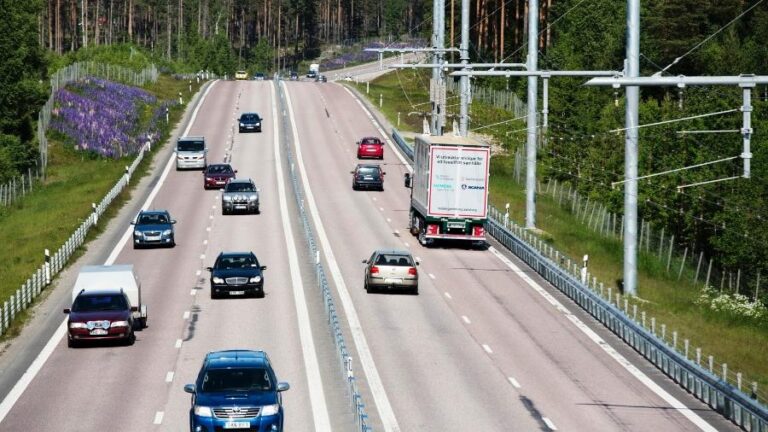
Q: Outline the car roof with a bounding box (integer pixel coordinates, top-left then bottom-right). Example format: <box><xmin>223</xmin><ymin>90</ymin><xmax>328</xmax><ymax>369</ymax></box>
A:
<box><xmin>373</xmin><ymin>249</ymin><xmax>412</xmax><ymax>256</ymax></box>
<box><xmin>205</xmin><ymin>350</ymin><xmax>269</xmax><ymax>368</ymax></box>
<box><xmin>227</xmin><ymin>178</ymin><xmax>254</xmax><ymax>184</ymax></box>
<box><xmin>139</xmin><ymin>209</ymin><xmax>170</xmax><ymax>215</ymax></box>
<box><xmin>360</xmin><ymin>136</ymin><xmax>381</xmax><ymax>141</ymax></box>
<box><xmin>356</xmin><ymin>164</ymin><xmax>382</xmax><ymax>169</ymax></box>
<box><xmin>218</xmin><ymin>251</ymin><xmax>256</xmax><ymax>258</ymax></box>
<box><xmin>206</xmin><ymin>163</ymin><xmax>233</xmax><ymax>169</ymax></box>
<box><xmin>240</xmin><ymin>112</ymin><xmax>260</xmax><ymax>117</ymax></box>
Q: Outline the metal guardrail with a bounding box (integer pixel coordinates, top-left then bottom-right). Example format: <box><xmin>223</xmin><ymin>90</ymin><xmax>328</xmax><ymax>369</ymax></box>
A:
<box><xmin>276</xmin><ymin>81</ymin><xmax>372</xmax><ymax>431</ymax></box>
<box><xmin>389</xmin><ymin>127</ymin><xmax>767</xmax><ymax>431</ymax></box>
<box><xmin>0</xmin><ymin>142</ymin><xmax>150</xmax><ymax>336</ymax></box>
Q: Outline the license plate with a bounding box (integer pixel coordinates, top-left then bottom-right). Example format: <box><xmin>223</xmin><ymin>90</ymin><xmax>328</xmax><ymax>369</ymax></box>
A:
<box><xmin>146</xmin><ymin>236</ymin><xmax>160</xmax><ymax>241</ymax></box>
<box><xmin>223</xmin><ymin>421</ymin><xmax>250</xmax><ymax>429</ymax></box>
<box><xmin>90</xmin><ymin>329</ymin><xmax>108</xmax><ymax>336</ymax></box>
<box><xmin>364</xmin><ymin>176</ymin><xmax>373</xmax><ymax>180</ymax></box>
<box><xmin>235</xmin><ymin>205</ymin><xmax>247</xmax><ymax>209</ymax></box>
<box><xmin>229</xmin><ymin>291</ymin><xmax>245</xmax><ymax>295</ymax></box>
<box><xmin>384</xmin><ymin>278</ymin><xmax>402</xmax><ymax>284</ymax></box>
<box><xmin>216</xmin><ymin>181</ymin><xmax>225</xmax><ymax>184</ymax></box>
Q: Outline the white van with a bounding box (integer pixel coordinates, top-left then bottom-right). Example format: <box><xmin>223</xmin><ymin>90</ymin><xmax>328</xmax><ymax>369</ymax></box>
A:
<box><xmin>176</xmin><ymin>136</ymin><xmax>207</xmax><ymax>170</ymax></box>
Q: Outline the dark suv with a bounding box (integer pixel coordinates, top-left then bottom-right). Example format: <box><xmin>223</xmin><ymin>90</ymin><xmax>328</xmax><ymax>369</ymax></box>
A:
<box><xmin>131</xmin><ymin>210</ymin><xmax>176</xmax><ymax>248</ymax></box>
<box><xmin>185</xmin><ymin>350</ymin><xmax>290</xmax><ymax>432</ymax></box>
<box><xmin>238</xmin><ymin>112</ymin><xmax>262</xmax><ymax>133</ymax></box>
<box><xmin>207</xmin><ymin>251</ymin><xmax>267</xmax><ymax>298</ymax></box>
<box><xmin>351</xmin><ymin>164</ymin><xmax>385</xmax><ymax>191</ymax></box>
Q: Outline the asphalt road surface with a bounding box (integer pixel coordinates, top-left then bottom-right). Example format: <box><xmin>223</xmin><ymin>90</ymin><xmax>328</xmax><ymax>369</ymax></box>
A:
<box><xmin>0</xmin><ymin>77</ymin><xmax>741</xmax><ymax>432</ymax></box>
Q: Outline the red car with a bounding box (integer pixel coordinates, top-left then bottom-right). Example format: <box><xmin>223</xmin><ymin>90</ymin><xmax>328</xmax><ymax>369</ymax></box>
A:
<box><xmin>203</xmin><ymin>163</ymin><xmax>237</xmax><ymax>189</ymax></box>
<box><xmin>357</xmin><ymin>137</ymin><xmax>384</xmax><ymax>159</ymax></box>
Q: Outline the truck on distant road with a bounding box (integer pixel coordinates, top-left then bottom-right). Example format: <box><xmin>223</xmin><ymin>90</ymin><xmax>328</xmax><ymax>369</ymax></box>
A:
<box><xmin>307</xmin><ymin>63</ymin><xmax>320</xmax><ymax>78</ymax></box>
<box><xmin>404</xmin><ymin>134</ymin><xmax>490</xmax><ymax>246</ymax></box>
<box><xmin>63</xmin><ymin>265</ymin><xmax>147</xmax><ymax>347</ymax></box>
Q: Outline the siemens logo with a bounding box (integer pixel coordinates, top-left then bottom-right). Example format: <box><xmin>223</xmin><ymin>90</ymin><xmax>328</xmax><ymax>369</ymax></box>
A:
<box><xmin>461</xmin><ymin>184</ymin><xmax>485</xmax><ymax>190</ymax></box>
<box><xmin>433</xmin><ymin>183</ymin><xmax>453</xmax><ymax>189</ymax></box>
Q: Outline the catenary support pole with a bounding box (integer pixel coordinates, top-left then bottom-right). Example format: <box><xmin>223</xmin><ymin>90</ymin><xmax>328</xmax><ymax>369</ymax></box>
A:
<box><xmin>623</xmin><ymin>0</ymin><xmax>640</xmax><ymax>296</ymax></box>
<box><xmin>459</xmin><ymin>0</ymin><xmax>470</xmax><ymax>136</ymax></box>
<box><xmin>525</xmin><ymin>0</ymin><xmax>540</xmax><ymax>229</ymax></box>
<box><xmin>437</xmin><ymin>0</ymin><xmax>446</xmax><ymax>135</ymax></box>
<box><xmin>431</xmin><ymin>0</ymin><xmax>440</xmax><ymax>135</ymax></box>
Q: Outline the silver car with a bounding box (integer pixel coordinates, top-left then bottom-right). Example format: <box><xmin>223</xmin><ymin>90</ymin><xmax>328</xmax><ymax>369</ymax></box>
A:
<box><xmin>222</xmin><ymin>178</ymin><xmax>260</xmax><ymax>215</ymax></box>
<box><xmin>175</xmin><ymin>136</ymin><xmax>207</xmax><ymax>170</ymax></box>
<box><xmin>362</xmin><ymin>249</ymin><xmax>419</xmax><ymax>294</ymax></box>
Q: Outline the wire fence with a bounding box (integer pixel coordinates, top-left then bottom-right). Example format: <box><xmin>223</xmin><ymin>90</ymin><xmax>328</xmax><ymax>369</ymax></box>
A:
<box><xmin>277</xmin><ymin>81</ymin><xmax>372</xmax><ymax>431</ymax></box>
<box><xmin>37</xmin><ymin>62</ymin><xmax>159</xmax><ymax>177</ymax></box>
<box><xmin>445</xmin><ymin>78</ymin><xmax>527</xmax><ymax>118</ymax></box>
<box><xmin>510</xmin><ymin>147</ymin><xmax>766</xmax><ymax>304</ymax></box>
<box><xmin>0</xmin><ymin>142</ymin><xmax>151</xmax><ymax>337</ymax></box>
<box><xmin>0</xmin><ymin>168</ymin><xmax>38</xmax><ymax>208</ymax></box>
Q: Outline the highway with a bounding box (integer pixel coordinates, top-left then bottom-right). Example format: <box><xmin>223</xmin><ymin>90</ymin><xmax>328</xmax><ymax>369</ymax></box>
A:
<box><xmin>0</xmin><ymin>77</ymin><xmax>741</xmax><ymax>431</ymax></box>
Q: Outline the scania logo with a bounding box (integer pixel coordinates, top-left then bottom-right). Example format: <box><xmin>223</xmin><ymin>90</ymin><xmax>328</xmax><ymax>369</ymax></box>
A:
<box><xmin>461</xmin><ymin>184</ymin><xmax>485</xmax><ymax>190</ymax></box>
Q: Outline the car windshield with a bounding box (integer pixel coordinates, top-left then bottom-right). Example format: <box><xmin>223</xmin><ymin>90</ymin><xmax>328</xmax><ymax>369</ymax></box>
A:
<box><xmin>72</xmin><ymin>294</ymin><xmax>129</xmax><ymax>312</ymax></box>
<box><xmin>225</xmin><ymin>182</ymin><xmax>256</xmax><ymax>192</ymax></box>
<box><xmin>207</xmin><ymin>165</ymin><xmax>233</xmax><ymax>175</ymax></box>
<box><xmin>241</xmin><ymin>114</ymin><xmax>260</xmax><ymax>122</ymax></box>
<box><xmin>361</xmin><ymin>138</ymin><xmax>381</xmax><ymax>145</ymax></box>
<box><xmin>138</xmin><ymin>213</ymin><xmax>169</xmax><ymax>225</ymax></box>
<box><xmin>201</xmin><ymin>368</ymin><xmax>272</xmax><ymax>393</ymax></box>
<box><xmin>375</xmin><ymin>254</ymin><xmax>413</xmax><ymax>266</ymax></box>
<box><xmin>357</xmin><ymin>167</ymin><xmax>380</xmax><ymax>177</ymax></box>
<box><xmin>217</xmin><ymin>255</ymin><xmax>258</xmax><ymax>269</ymax></box>
<box><xmin>177</xmin><ymin>140</ymin><xmax>205</xmax><ymax>152</ymax></box>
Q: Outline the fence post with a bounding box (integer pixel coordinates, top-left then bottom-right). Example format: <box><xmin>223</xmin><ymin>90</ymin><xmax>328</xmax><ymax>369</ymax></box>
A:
<box><xmin>705</xmin><ymin>259</ymin><xmax>713</xmax><ymax>288</ymax></box>
<box><xmin>678</xmin><ymin>247</ymin><xmax>688</xmax><ymax>280</ymax></box>
<box><xmin>44</xmin><ymin>249</ymin><xmax>51</xmax><ymax>285</ymax></box>
<box><xmin>666</xmin><ymin>235</ymin><xmax>675</xmax><ymax>272</ymax></box>
<box><xmin>695</xmin><ymin>251</ymin><xmax>704</xmax><ymax>285</ymax></box>
<box><xmin>92</xmin><ymin>202</ymin><xmax>98</xmax><ymax>225</ymax></box>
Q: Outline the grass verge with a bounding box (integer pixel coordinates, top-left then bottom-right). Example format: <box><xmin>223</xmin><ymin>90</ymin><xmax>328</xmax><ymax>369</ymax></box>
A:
<box><xmin>352</xmin><ymin>70</ymin><xmax>768</xmax><ymax>400</ymax></box>
<box><xmin>0</xmin><ymin>75</ymin><xmax>202</xmax><ymax>340</ymax></box>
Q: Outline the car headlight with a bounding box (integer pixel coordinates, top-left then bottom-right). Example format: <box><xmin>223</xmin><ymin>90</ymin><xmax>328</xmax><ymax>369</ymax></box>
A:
<box><xmin>133</xmin><ymin>231</ymin><xmax>143</xmax><ymax>237</ymax></box>
<box><xmin>223</xmin><ymin>195</ymin><xmax>232</xmax><ymax>201</ymax></box>
<box><xmin>69</xmin><ymin>322</ymin><xmax>87</xmax><ymax>329</ymax></box>
<box><xmin>261</xmin><ymin>404</ymin><xmax>279</xmax><ymax>416</ymax></box>
<box><xmin>249</xmin><ymin>276</ymin><xmax>262</xmax><ymax>283</ymax></box>
<box><xmin>212</xmin><ymin>277</ymin><xmax>224</xmax><ymax>284</ymax></box>
<box><xmin>193</xmin><ymin>406</ymin><xmax>213</xmax><ymax>417</ymax></box>
<box><xmin>110</xmin><ymin>321</ymin><xmax>129</xmax><ymax>328</ymax></box>
<box><xmin>249</xmin><ymin>195</ymin><xmax>258</xmax><ymax>201</ymax></box>
<box><xmin>239</xmin><ymin>122</ymin><xmax>245</xmax><ymax>127</ymax></box>
<box><xmin>255</xmin><ymin>122</ymin><xmax>261</xmax><ymax>126</ymax></box>
<box><xmin>162</xmin><ymin>229</ymin><xmax>172</xmax><ymax>236</ymax></box>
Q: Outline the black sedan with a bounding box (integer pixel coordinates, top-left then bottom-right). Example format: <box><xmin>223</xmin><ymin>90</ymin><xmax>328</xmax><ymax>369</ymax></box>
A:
<box><xmin>351</xmin><ymin>164</ymin><xmax>385</xmax><ymax>191</ymax></box>
<box><xmin>207</xmin><ymin>251</ymin><xmax>267</xmax><ymax>299</ymax></box>
<box><xmin>238</xmin><ymin>112</ymin><xmax>262</xmax><ymax>133</ymax></box>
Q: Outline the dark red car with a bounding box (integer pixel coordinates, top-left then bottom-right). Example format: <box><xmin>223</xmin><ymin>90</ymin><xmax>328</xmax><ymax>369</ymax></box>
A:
<box><xmin>203</xmin><ymin>163</ymin><xmax>237</xmax><ymax>189</ymax></box>
<box><xmin>64</xmin><ymin>290</ymin><xmax>136</xmax><ymax>347</ymax></box>
<box><xmin>357</xmin><ymin>137</ymin><xmax>384</xmax><ymax>159</ymax></box>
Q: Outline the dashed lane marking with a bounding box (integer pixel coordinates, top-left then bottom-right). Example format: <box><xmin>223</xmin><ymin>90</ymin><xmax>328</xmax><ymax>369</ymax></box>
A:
<box><xmin>508</xmin><ymin>377</ymin><xmax>522</xmax><ymax>389</ymax></box>
<box><xmin>462</xmin><ymin>316</ymin><xmax>471</xmax><ymax>324</ymax></box>
<box><xmin>542</xmin><ymin>417</ymin><xmax>557</xmax><ymax>431</ymax></box>
<box><xmin>444</xmin><ymin>292</ymin><xmax>452</xmax><ymax>300</ymax></box>
<box><xmin>153</xmin><ymin>411</ymin><xmax>164</xmax><ymax>425</ymax></box>
<box><xmin>183</xmin><ymin>311</ymin><xmax>190</xmax><ymax>320</ymax></box>
<box><xmin>165</xmin><ymin>372</ymin><xmax>174</xmax><ymax>383</ymax></box>
<box><xmin>428</xmin><ymin>273</ymin><xmax>435</xmax><ymax>280</ymax></box>
<box><xmin>190</xmin><ymin>289</ymin><xmax>196</xmax><ymax>296</ymax></box>
<box><xmin>175</xmin><ymin>339</ymin><xmax>182</xmax><ymax>349</ymax></box>
<box><xmin>482</xmin><ymin>344</ymin><xmax>493</xmax><ymax>354</ymax></box>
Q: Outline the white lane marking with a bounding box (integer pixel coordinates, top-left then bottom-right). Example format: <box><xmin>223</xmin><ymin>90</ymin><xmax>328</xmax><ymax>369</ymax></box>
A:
<box><xmin>462</xmin><ymin>315</ymin><xmax>471</xmax><ymax>324</ymax></box>
<box><xmin>271</xmin><ymin>83</ymin><xmax>331</xmax><ymax>430</ymax></box>
<box><xmin>386</xmin><ymin>218</ymin><xmax>391</xmax><ymax>222</ymax></box>
<box><xmin>372</xmin><ymin>197</ymin><xmax>377</xmax><ymax>201</ymax></box>
<box><xmin>199</xmin><ymin>254</ymin><xmax>205</xmax><ymax>260</ymax></box>
<box><xmin>482</xmin><ymin>344</ymin><xmax>493</xmax><ymax>354</ymax></box>
<box><xmin>206</xmin><ymin>227</ymin><xmax>211</xmax><ymax>232</ymax></box>
<box><xmin>283</xmin><ymin>82</ymin><xmax>400</xmax><ymax>431</ymax></box>
<box><xmin>203</xmin><ymin>240</ymin><xmax>208</xmax><ymax>246</ymax></box>
<box><xmin>379</xmin><ymin>207</ymin><xmax>384</xmax><ymax>211</ymax></box>
<box><xmin>153</xmin><ymin>411</ymin><xmax>164</xmax><ymax>425</ymax></box>
<box><xmin>209</xmin><ymin>215</ymin><xmax>213</xmax><ymax>220</ymax></box>
<box><xmin>488</xmin><ymin>246</ymin><xmax>718</xmax><ymax>432</ymax></box>
<box><xmin>428</xmin><ymin>273</ymin><xmax>435</xmax><ymax>280</ymax></box>
<box><xmin>175</xmin><ymin>339</ymin><xmax>183</xmax><ymax>349</ymax></box>
<box><xmin>165</xmin><ymin>372</ymin><xmax>174</xmax><ymax>383</ymax></box>
<box><xmin>444</xmin><ymin>292</ymin><xmax>452</xmax><ymax>300</ymax></box>
<box><xmin>195</xmin><ymin>270</ymin><xmax>201</xmax><ymax>277</ymax></box>
<box><xmin>508</xmin><ymin>377</ymin><xmax>522</xmax><ymax>389</ymax></box>
<box><xmin>183</xmin><ymin>311</ymin><xmax>190</xmax><ymax>320</ymax></box>
<box><xmin>404</xmin><ymin>242</ymin><xmax>410</xmax><ymax>247</ymax></box>
<box><xmin>342</xmin><ymin>86</ymin><xmax>412</xmax><ymax>173</ymax></box>
<box><xmin>394</xmin><ymin>229</ymin><xmax>400</xmax><ymax>234</ymax></box>
<box><xmin>542</xmin><ymin>417</ymin><xmax>557</xmax><ymax>431</ymax></box>
<box><xmin>0</xmin><ymin>81</ymin><xmax>220</xmax><ymax>424</ymax></box>
<box><xmin>190</xmin><ymin>289</ymin><xmax>196</xmax><ymax>296</ymax></box>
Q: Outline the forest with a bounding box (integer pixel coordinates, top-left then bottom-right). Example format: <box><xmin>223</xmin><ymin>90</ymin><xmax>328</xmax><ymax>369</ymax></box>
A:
<box><xmin>2</xmin><ymin>0</ymin><xmax>768</xmax><ymax>296</ymax></box>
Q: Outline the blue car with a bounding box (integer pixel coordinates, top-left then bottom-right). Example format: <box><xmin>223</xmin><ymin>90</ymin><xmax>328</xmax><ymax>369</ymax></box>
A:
<box><xmin>185</xmin><ymin>350</ymin><xmax>290</xmax><ymax>432</ymax></box>
<box><xmin>131</xmin><ymin>210</ymin><xmax>176</xmax><ymax>248</ymax></box>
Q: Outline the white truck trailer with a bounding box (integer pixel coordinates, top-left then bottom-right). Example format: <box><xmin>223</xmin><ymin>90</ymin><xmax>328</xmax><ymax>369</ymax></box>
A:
<box><xmin>404</xmin><ymin>134</ymin><xmax>491</xmax><ymax>246</ymax></box>
<box><xmin>71</xmin><ymin>265</ymin><xmax>147</xmax><ymax>328</ymax></box>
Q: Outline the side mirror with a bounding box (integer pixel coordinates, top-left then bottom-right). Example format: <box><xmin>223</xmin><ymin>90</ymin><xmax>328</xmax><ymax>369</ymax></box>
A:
<box><xmin>234</xmin><ymin>170</ymin><xmax>238</xmax><ymax>173</ymax></box>
<box><xmin>205</xmin><ymin>267</ymin><xmax>213</xmax><ymax>272</ymax></box>
<box><xmin>130</xmin><ymin>306</ymin><xmax>139</xmax><ymax>312</ymax></box>
<box><xmin>382</xmin><ymin>172</ymin><xmax>387</xmax><ymax>175</ymax></box>
<box><xmin>184</xmin><ymin>384</ymin><xmax>196</xmax><ymax>394</ymax></box>
<box><xmin>63</xmin><ymin>308</ymin><xmax>71</xmax><ymax>314</ymax></box>
<box><xmin>171</xmin><ymin>220</ymin><xmax>177</xmax><ymax>224</ymax></box>
<box><xmin>415</xmin><ymin>261</ymin><xmax>420</xmax><ymax>266</ymax></box>
<box><xmin>404</xmin><ymin>173</ymin><xmax>412</xmax><ymax>188</ymax></box>
<box><xmin>130</xmin><ymin>221</ymin><xmax>136</xmax><ymax>225</ymax></box>
<box><xmin>350</xmin><ymin>171</ymin><xmax>355</xmax><ymax>174</ymax></box>
<box><xmin>361</xmin><ymin>259</ymin><xmax>368</xmax><ymax>264</ymax></box>
<box><xmin>277</xmin><ymin>382</ymin><xmax>290</xmax><ymax>392</ymax></box>
<box><xmin>261</xmin><ymin>265</ymin><xmax>268</xmax><ymax>271</ymax></box>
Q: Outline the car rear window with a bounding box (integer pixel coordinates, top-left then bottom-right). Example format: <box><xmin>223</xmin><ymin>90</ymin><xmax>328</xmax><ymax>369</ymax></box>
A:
<box><xmin>207</xmin><ymin>165</ymin><xmax>233</xmax><ymax>174</ymax></box>
<box><xmin>218</xmin><ymin>255</ymin><xmax>258</xmax><ymax>269</ymax></box>
<box><xmin>361</xmin><ymin>138</ymin><xmax>381</xmax><ymax>145</ymax></box>
<box><xmin>201</xmin><ymin>368</ymin><xmax>272</xmax><ymax>392</ymax></box>
<box><xmin>72</xmin><ymin>294</ymin><xmax>129</xmax><ymax>312</ymax></box>
<box><xmin>357</xmin><ymin>167</ymin><xmax>381</xmax><ymax>177</ymax></box>
<box><xmin>225</xmin><ymin>182</ymin><xmax>256</xmax><ymax>192</ymax></box>
<box><xmin>177</xmin><ymin>140</ymin><xmax>205</xmax><ymax>152</ymax></box>
<box><xmin>375</xmin><ymin>254</ymin><xmax>413</xmax><ymax>266</ymax></box>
